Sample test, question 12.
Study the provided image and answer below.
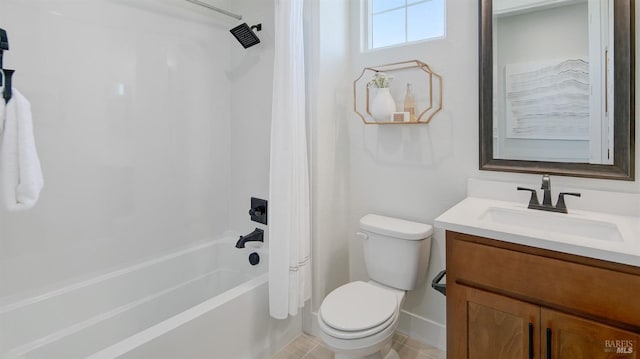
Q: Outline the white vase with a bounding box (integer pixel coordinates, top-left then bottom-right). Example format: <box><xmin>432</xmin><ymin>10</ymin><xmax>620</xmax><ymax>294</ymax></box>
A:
<box><xmin>370</xmin><ymin>88</ymin><xmax>396</xmax><ymax>122</ymax></box>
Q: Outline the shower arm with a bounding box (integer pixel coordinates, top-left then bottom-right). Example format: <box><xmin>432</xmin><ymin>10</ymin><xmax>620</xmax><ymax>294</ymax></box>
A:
<box><xmin>183</xmin><ymin>0</ymin><xmax>242</xmax><ymax>21</ymax></box>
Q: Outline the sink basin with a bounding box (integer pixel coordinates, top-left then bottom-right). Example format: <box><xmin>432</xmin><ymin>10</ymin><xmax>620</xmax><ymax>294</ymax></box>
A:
<box><xmin>479</xmin><ymin>207</ymin><xmax>623</xmax><ymax>242</ymax></box>
<box><xmin>434</xmin><ymin>180</ymin><xmax>640</xmax><ymax>267</ymax></box>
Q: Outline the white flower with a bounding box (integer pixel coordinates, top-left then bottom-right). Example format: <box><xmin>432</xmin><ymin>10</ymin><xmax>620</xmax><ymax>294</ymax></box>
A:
<box><xmin>368</xmin><ymin>72</ymin><xmax>394</xmax><ymax>88</ymax></box>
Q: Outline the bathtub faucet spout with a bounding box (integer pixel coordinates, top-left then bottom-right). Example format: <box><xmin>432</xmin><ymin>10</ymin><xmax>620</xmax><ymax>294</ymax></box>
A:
<box><xmin>236</xmin><ymin>228</ymin><xmax>264</xmax><ymax>248</ymax></box>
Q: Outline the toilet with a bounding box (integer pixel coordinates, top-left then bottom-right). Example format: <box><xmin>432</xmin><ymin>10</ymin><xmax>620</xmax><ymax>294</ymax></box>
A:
<box><xmin>317</xmin><ymin>214</ymin><xmax>433</xmax><ymax>359</ymax></box>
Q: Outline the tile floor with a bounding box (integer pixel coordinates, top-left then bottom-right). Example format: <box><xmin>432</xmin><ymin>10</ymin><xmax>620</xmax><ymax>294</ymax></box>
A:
<box><xmin>272</xmin><ymin>332</ymin><xmax>445</xmax><ymax>359</ymax></box>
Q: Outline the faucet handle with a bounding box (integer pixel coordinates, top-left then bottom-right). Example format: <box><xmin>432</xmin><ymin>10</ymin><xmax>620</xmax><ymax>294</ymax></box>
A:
<box><xmin>517</xmin><ymin>187</ymin><xmax>540</xmax><ymax>207</ymax></box>
<box><xmin>555</xmin><ymin>192</ymin><xmax>581</xmax><ymax>214</ymax></box>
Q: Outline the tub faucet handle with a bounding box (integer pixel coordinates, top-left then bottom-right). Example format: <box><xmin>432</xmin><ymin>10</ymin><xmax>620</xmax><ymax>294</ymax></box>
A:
<box><xmin>249</xmin><ymin>205</ymin><xmax>265</xmax><ymax>217</ymax></box>
<box><xmin>249</xmin><ymin>197</ymin><xmax>268</xmax><ymax>225</ymax></box>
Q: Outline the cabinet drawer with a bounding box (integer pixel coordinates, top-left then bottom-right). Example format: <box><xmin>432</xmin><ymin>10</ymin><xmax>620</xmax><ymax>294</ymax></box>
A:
<box><xmin>447</xmin><ymin>232</ymin><xmax>640</xmax><ymax>331</ymax></box>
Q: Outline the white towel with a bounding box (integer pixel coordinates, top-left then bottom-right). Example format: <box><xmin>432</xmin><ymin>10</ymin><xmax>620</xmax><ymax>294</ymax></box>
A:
<box><xmin>0</xmin><ymin>88</ymin><xmax>44</xmax><ymax>211</ymax></box>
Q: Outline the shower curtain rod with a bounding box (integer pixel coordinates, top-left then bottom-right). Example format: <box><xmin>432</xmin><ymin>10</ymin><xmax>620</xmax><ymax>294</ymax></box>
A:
<box><xmin>184</xmin><ymin>0</ymin><xmax>242</xmax><ymax>20</ymax></box>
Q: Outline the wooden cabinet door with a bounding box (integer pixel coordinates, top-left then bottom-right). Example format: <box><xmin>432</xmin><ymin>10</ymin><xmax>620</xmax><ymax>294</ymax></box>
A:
<box><xmin>457</xmin><ymin>286</ymin><xmax>540</xmax><ymax>359</ymax></box>
<box><xmin>542</xmin><ymin>308</ymin><xmax>639</xmax><ymax>359</ymax></box>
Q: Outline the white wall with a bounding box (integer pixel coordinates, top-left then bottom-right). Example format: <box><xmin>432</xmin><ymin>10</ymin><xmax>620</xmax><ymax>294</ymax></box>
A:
<box><xmin>0</xmin><ymin>0</ymin><xmax>243</xmax><ymax>300</ymax></box>
<box><xmin>308</xmin><ymin>0</ymin><xmax>640</xmax><ymax>351</ymax></box>
<box><xmin>347</xmin><ymin>2</ymin><xmax>477</xmax><ymax>349</ymax></box>
<box><xmin>227</xmin><ymin>0</ymin><xmax>275</xmax><ymax>237</ymax></box>
<box><xmin>305</xmin><ymin>0</ymin><xmax>352</xmax><ymax>317</ymax></box>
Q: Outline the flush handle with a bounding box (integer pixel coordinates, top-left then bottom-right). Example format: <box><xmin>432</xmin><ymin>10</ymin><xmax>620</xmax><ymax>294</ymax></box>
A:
<box><xmin>356</xmin><ymin>232</ymin><xmax>368</xmax><ymax>240</ymax></box>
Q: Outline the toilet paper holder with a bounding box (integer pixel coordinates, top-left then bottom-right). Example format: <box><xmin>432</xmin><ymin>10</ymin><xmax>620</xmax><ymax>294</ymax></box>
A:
<box><xmin>431</xmin><ymin>270</ymin><xmax>446</xmax><ymax>296</ymax></box>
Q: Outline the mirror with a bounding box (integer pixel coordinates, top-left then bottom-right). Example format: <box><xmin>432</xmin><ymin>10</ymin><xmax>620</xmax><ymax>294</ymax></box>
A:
<box><xmin>479</xmin><ymin>0</ymin><xmax>634</xmax><ymax>180</ymax></box>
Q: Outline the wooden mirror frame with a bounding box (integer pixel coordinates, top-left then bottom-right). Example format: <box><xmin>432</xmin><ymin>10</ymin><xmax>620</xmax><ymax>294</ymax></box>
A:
<box><xmin>479</xmin><ymin>0</ymin><xmax>635</xmax><ymax>180</ymax></box>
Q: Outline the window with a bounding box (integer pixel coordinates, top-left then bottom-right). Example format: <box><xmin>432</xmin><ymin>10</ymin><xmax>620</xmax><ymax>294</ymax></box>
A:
<box><xmin>368</xmin><ymin>0</ymin><xmax>445</xmax><ymax>50</ymax></box>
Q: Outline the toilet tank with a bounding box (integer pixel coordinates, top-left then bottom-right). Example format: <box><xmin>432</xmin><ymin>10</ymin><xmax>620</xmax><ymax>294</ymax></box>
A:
<box><xmin>359</xmin><ymin>214</ymin><xmax>433</xmax><ymax>291</ymax></box>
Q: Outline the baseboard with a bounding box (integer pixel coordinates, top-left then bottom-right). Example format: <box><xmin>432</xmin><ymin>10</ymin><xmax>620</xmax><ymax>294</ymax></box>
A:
<box><xmin>305</xmin><ymin>310</ymin><xmax>322</xmax><ymax>338</ymax></box>
<box><xmin>397</xmin><ymin>310</ymin><xmax>446</xmax><ymax>352</ymax></box>
<box><xmin>305</xmin><ymin>310</ymin><xmax>447</xmax><ymax>352</ymax></box>
<box><xmin>302</xmin><ymin>300</ymin><xmax>315</xmax><ymax>335</ymax></box>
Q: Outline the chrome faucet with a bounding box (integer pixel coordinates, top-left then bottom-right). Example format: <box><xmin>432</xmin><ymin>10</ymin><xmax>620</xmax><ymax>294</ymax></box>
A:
<box><xmin>518</xmin><ymin>175</ymin><xmax>581</xmax><ymax>214</ymax></box>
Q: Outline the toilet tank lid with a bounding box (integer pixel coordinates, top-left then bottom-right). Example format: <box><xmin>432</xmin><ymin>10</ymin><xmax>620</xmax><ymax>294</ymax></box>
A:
<box><xmin>360</xmin><ymin>214</ymin><xmax>433</xmax><ymax>240</ymax></box>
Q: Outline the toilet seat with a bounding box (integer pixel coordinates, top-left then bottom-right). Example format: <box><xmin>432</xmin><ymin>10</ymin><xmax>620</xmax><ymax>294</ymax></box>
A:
<box><xmin>318</xmin><ymin>281</ymin><xmax>399</xmax><ymax>340</ymax></box>
<box><xmin>318</xmin><ymin>305</ymin><xmax>398</xmax><ymax>340</ymax></box>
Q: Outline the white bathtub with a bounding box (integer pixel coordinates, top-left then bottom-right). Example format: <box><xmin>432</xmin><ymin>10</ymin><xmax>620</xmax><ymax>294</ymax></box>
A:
<box><xmin>0</xmin><ymin>234</ymin><xmax>300</xmax><ymax>358</ymax></box>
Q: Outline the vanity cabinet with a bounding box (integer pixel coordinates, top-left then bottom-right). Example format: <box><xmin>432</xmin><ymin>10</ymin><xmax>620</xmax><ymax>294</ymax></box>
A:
<box><xmin>447</xmin><ymin>231</ymin><xmax>640</xmax><ymax>359</ymax></box>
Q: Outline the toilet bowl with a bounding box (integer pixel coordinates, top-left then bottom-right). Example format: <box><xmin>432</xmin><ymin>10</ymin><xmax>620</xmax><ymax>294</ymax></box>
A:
<box><xmin>318</xmin><ymin>281</ymin><xmax>404</xmax><ymax>359</ymax></box>
<box><xmin>317</xmin><ymin>214</ymin><xmax>432</xmax><ymax>359</ymax></box>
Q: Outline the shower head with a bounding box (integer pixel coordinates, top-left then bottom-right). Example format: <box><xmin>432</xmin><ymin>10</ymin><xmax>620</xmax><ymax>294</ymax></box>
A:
<box><xmin>230</xmin><ymin>23</ymin><xmax>261</xmax><ymax>49</ymax></box>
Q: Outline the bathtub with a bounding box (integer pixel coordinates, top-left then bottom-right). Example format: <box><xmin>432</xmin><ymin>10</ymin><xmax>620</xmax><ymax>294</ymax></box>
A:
<box><xmin>0</xmin><ymin>233</ymin><xmax>301</xmax><ymax>358</ymax></box>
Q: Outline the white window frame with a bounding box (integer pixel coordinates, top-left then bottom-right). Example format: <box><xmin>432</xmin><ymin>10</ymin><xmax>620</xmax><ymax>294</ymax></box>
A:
<box><xmin>365</xmin><ymin>0</ymin><xmax>445</xmax><ymax>50</ymax></box>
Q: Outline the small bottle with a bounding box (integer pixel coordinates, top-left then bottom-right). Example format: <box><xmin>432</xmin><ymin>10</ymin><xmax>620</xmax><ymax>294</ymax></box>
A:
<box><xmin>404</xmin><ymin>83</ymin><xmax>416</xmax><ymax>122</ymax></box>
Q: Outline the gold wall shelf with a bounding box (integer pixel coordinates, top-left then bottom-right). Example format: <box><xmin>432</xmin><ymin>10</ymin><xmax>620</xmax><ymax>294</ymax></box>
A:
<box><xmin>353</xmin><ymin>60</ymin><xmax>443</xmax><ymax>125</ymax></box>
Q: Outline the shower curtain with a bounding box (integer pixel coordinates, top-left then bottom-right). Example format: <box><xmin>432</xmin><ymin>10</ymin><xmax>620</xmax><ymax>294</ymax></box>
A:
<box><xmin>268</xmin><ymin>0</ymin><xmax>311</xmax><ymax>320</ymax></box>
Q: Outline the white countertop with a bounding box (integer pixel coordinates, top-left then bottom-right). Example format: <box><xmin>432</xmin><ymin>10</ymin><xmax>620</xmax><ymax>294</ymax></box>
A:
<box><xmin>435</xmin><ymin>180</ymin><xmax>640</xmax><ymax>268</ymax></box>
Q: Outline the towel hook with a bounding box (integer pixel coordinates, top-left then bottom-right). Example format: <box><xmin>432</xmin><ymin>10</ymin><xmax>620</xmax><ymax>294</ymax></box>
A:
<box><xmin>0</xmin><ymin>29</ymin><xmax>8</xmax><ymax>50</ymax></box>
<box><xmin>3</xmin><ymin>69</ymin><xmax>14</xmax><ymax>103</ymax></box>
<box><xmin>0</xmin><ymin>28</ymin><xmax>8</xmax><ymax>86</ymax></box>
<box><xmin>0</xmin><ymin>28</ymin><xmax>12</xmax><ymax>102</ymax></box>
